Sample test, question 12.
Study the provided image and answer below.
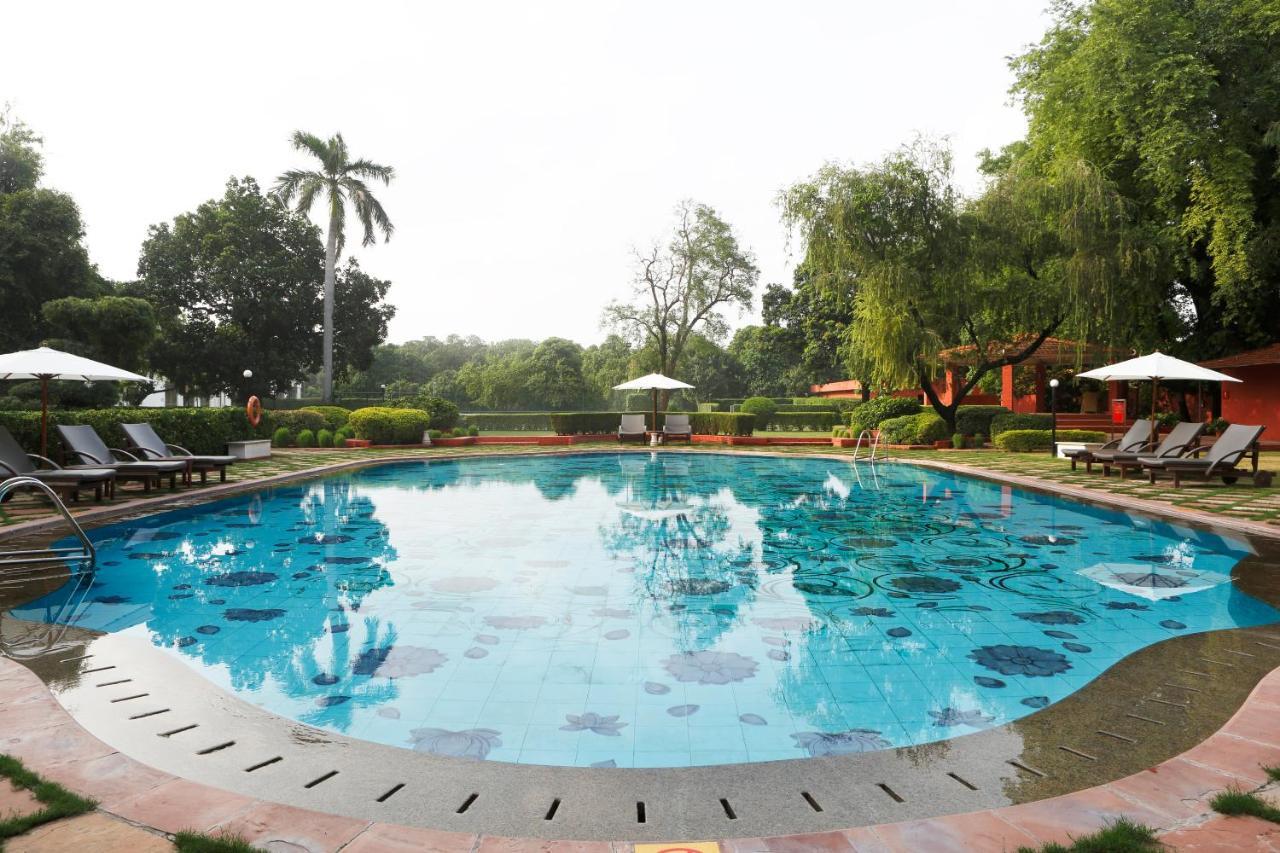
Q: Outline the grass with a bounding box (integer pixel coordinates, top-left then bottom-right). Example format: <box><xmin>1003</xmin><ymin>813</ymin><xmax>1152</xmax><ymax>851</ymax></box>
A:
<box><xmin>1014</xmin><ymin>817</ymin><xmax>1164</xmax><ymax>852</ymax></box>
<box><xmin>173</xmin><ymin>830</ymin><xmax>259</xmax><ymax>852</ymax></box>
<box><xmin>0</xmin><ymin>754</ymin><xmax>96</xmax><ymax>843</ymax></box>
<box><xmin>1210</xmin><ymin>788</ymin><xmax>1280</xmax><ymax>823</ymax></box>
<box><xmin>1265</xmin><ymin>765</ymin><xmax>1280</xmax><ymax>783</ymax></box>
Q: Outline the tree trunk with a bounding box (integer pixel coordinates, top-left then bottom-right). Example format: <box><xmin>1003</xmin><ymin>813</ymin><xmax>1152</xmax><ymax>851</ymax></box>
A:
<box><xmin>322</xmin><ymin>218</ymin><xmax>338</xmax><ymax>403</ymax></box>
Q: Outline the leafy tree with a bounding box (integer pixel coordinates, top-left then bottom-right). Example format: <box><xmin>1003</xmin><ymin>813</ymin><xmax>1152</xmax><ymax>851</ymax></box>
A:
<box><xmin>780</xmin><ymin>140</ymin><xmax>1133</xmax><ymax>430</ymax></box>
<box><xmin>0</xmin><ymin>112</ymin><xmax>96</xmax><ymax>351</ymax></box>
<box><xmin>1010</xmin><ymin>0</ymin><xmax>1280</xmax><ymax>356</ymax></box>
<box><xmin>135</xmin><ymin>177</ymin><xmax>393</xmax><ymax>399</ymax></box>
<box><xmin>275</xmin><ymin>132</ymin><xmax>395</xmax><ymax>402</ymax></box>
<box><xmin>522</xmin><ymin>337</ymin><xmax>591</xmax><ymax>409</ymax></box>
<box><xmin>762</xmin><ymin>268</ymin><xmax>856</xmax><ymax>389</ymax></box>
<box><xmin>581</xmin><ymin>334</ymin><xmax>636</xmax><ymax>407</ymax></box>
<box><xmin>332</xmin><ymin>259</ymin><xmax>395</xmax><ymax>378</ymax></box>
<box><xmin>728</xmin><ymin>325</ymin><xmax>806</xmax><ymax>397</ymax></box>
<box><xmin>41</xmin><ymin>295</ymin><xmax>158</xmax><ymax>372</ymax></box>
<box><xmin>659</xmin><ymin>334</ymin><xmax>745</xmax><ymax>401</ymax></box>
<box><xmin>603</xmin><ymin>200</ymin><xmax>758</xmax><ymax>403</ymax></box>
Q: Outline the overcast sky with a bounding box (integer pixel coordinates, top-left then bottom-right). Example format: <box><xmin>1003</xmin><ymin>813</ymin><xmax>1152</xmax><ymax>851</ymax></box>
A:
<box><xmin>5</xmin><ymin>1</ymin><xmax>1051</xmax><ymax>347</ymax></box>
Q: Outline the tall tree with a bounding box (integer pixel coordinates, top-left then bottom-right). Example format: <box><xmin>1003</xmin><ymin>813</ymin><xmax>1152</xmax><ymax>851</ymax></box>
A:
<box><xmin>603</xmin><ymin>200</ymin><xmax>758</xmax><ymax>400</ymax></box>
<box><xmin>275</xmin><ymin>132</ymin><xmax>395</xmax><ymax>402</ymax></box>
<box><xmin>1010</xmin><ymin>0</ymin><xmax>1280</xmax><ymax>357</ymax></box>
<box><xmin>781</xmin><ymin>140</ymin><xmax>1134</xmax><ymax>430</ymax></box>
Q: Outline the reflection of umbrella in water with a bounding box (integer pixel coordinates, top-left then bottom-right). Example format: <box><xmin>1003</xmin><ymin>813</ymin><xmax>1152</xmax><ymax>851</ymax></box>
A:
<box><xmin>1078</xmin><ymin>562</ymin><xmax>1232</xmax><ymax>601</ymax></box>
<box><xmin>617</xmin><ymin>499</ymin><xmax>694</xmax><ymax>521</ymax></box>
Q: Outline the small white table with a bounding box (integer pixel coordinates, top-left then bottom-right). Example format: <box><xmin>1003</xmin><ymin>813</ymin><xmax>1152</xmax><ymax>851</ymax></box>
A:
<box><xmin>1055</xmin><ymin>441</ymin><xmax>1104</xmax><ymax>459</ymax></box>
<box><xmin>227</xmin><ymin>439</ymin><xmax>271</xmax><ymax>460</ymax></box>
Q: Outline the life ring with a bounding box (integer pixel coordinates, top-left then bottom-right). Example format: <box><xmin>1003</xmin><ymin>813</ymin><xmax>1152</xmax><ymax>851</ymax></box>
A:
<box><xmin>246</xmin><ymin>395</ymin><xmax>262</xmax><ymax>427</ymax></box>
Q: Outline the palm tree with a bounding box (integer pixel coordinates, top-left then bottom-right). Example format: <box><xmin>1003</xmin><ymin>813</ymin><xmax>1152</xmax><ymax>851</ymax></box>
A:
<box><xmin>275</xmin><ymin>132</ymin><xmax>394</xmax><ymax>402</ymax></box>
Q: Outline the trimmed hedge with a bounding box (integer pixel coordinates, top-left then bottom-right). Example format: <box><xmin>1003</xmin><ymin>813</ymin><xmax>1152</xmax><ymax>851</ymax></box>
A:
<box><xmin>347</xmin><ymin>407</ymin><xmax>431</xmax><ymax>444</ymax></box>
<box><xmin>848</xmin><ymin>397</ymin><xmax>922</xmax><ymax>434</ymax></box>
<box><xmin>299</xmin><ymin>405</ymin><xmax>350</xmax><ymax>430</ymax></box>
<box><xmin>739</xmin><ymin>397</ymin><xmax>779</xmax><ymax>424</ymax></box>
<box><xmin>767</xmin><ymin>412</ymin><xmax>837</xmax><ymax>431</ymax></box>
<box><xmin>877</xmin><ymin>412</ymin><xmax>949</xmax><ymax>445</ymax></box>
<box><xmin>0</xmin><ymin>407</ymin><xmax>269</xmax><ymax>459</ymax></box>
<box><xmin>317</xmin><ymin>428</ymin><xmax>334</xmax><ymax>448</ymax></box>
<box><xmin>462</xmin><ymin>412</ymin><xmax>553</xmax><ymax>431</ymax></box>
<box><xmin>954</xmin><ymin>405</ymin><xmax>1010</xmax><ymax>437</ymax></box>
<box><xmin>295</xmin><ymin>429</ymin><xmax>316</xmax><ymax>448</ymax></box>
<box><xmin>549</xmin><ymin>411</ymin><xmax>755</xmax><ymax>436</ymax></box>
<box><xmin>994</xmin><ymin>428</ymin><xmax>1107</xmax><ymax>452</ymax></box>
<box><xmin>269</xmin><ymin>410</ymin><xmax>326</xmax><ymax>434</ymax></box>
<box><xmin>990</xmin><ymin>413</ymin><xmax>1053</xmax><ymax>438</ymax></box>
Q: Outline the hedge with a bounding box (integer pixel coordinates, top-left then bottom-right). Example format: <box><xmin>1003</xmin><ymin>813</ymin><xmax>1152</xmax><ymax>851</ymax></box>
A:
<box><xmin>269</xmin><ymin>410</ymin><xmax>326</xmax><ymax>434</ymax></box>
<box><xmin>767</xmin><ymin>412</ymin><xmax>837</xmax><ymax>431</ymax></box>
<box><xmin>347</xmin><ymin>407</ymin><xmax>432</xmax><ymax>444</ymax></box>
<box><xmin>994</xmin><ymin>428</ymin><xmax>1107</xmax><ymax>452</ymax></box>
<box><xmin>0</xmin><ymin>407</ymin><xmax>270</xmax><ymax>459</ymax></box>
<box><xmin>777</xmin><ymin>404</ymin><xmax>839</xmax><ymax>413</ymax></box>
<box><xmin>954</xmin><ymin>405</ymin><xmax>1010</xmax><ymax>436</ymax></box>
<box><xmin>739</xmin><ymin>397</ymin><xmax>779</xmax><ymax>424</ymax></box>
<box><xmin>462</xmin><ymin>412</ymin><xmax>553</xmax><ymax>431</ymax></box>
<box><xmin>549</xmin><ymin>411</ymin><xmax>755</xmax><ymax>436</ymax></box>
<box><xmin>877</xmin><ymin>412</ymin><xmax>949</xmax><ymax>445</ymax></box>
<box><xmin>299</xmin><ymin>405</ymin><xmax>350</xmax><ymax>430</ymax></box>
<box><xmin>848</xmin><ymin>397</ymin><xmax>922</xmax><ymax>434</ymax></box>
<box><xmin>990</xmin><ymin>412</ymin><xmax>1053</xmax><ymax>437</ymax></box>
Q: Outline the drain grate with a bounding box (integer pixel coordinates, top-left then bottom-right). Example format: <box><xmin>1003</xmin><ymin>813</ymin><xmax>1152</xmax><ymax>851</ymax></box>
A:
<box><xmin>1254</xmin><ymin>641</ymin><xmax>1280</xmax><ymax>651</ymax></box>
<box><xmin>195</xmin><ymin>740</ymin><xmax>236</xmax><ymax>755</ymax></box>
<box><xmin>109</xmin><ymin>693</ymin><xmax>148</xmax><ymax>703</ymax></box>
<box><xmin>800</xmin><ymin>791</ymin><xmax>823</xmax><ymax>812</ymax></box>
<box><xmin>1058</xmin><ymin>745</ymin><xmax>1098</xmax><ymax>761</ymax></box>
<box><xmin>95</xmin><ymin>679</ymin><xmax>131</xmax><ymax>688</ymax></box>
<box><xmin>244</xmin><ymin>756</ymin><xmax>282</xmax><ymax>773</ymax></box>
<box><xmin>719</xmin><ymin>798</ymin><xmax>737</xmax><ymax>820</ymax></box>
<box><xmin>1007</xmin><ymin>759</ymin><xmax>1046</xmax><ymax>778</ymax></box>
<box><xmin>1144</xmin><ymin>697</ymin><xmax>1188</xmax><ymax>709</ymax></box>
<box><xmin>1224</xmin><ymin>649</ymin><xmax>1255</xmax><ymax>658</ymax></box>
<box><xmin>1097</xmin><ymin>729</ymin><xmax>1137</xmax><ymax>744</ymax></box>
<box><xmin>59</xmin><ymin>654</ymin><xmax>93</xmax><ymax>664</ymax></box>
<box><xmin>876</xmin><ymin>783</ymin><xmax>904</xmax><ymax>803</ymax></box>
<box><xmin>303</xmin><ymin>771</ymin><xmax>338</xmax><ymax>790</ymax></box>
<box><xmin>159</xmin><ymin>724</ymin><xmax>199</xmax><ymax>737</ymax></box>
<box><xmin>456</xmin><ymin>793</ymin><xmax>478</xmax><ymax>814</ymax></box>
<box><xmin>128</xmin><ymin>709</ymin><xmax>169</xmax><ymax>720</ymax></box>
<box><xmin>1125</xmin><ymin>712</ymin><xmax>1166</xmax><ymax>726</ymax></box>
<box><xmin>543</xmin><ymin>798</ymin><xmax>560</xmax><ymax>821</ymax></box>
<box><xmin>1161</xmin><ymin>682</ymin><xmax>1201</xmax><ymax>693</ymax></box>
<box><xmin>82</xmin><ymin>665</ymin><xmax>115</xmax><ymax>674</ymax></box>
<box><xmin>1199</xmin><ymin>657</ymin><xmax>1235</xmax><ymax>668</ymax></box>
<box><xmin>377</xmin><ymin>783</ymin><xmax>405</xmax><ymax>804</ymax></box>
<box><xmin>946</xmin><ymin>772</ymin><xmax>978</xmax><ymax>791</ymax></box>
<box><xmin>636</xmin><ymin>801</ymin><xmax>647</xmax><ymax>824</ymax></box>
<box><xmin>1178</xmin><ymin>669</ymin><xmax>1211</xmax><ymax>678</ymax></box>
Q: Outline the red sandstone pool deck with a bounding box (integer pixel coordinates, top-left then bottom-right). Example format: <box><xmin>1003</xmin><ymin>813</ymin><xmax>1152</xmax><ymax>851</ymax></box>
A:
<box><xmin>3</xmin><ymin>654</ymin><xmax>1280</xmax><ymax>850</ymax></box>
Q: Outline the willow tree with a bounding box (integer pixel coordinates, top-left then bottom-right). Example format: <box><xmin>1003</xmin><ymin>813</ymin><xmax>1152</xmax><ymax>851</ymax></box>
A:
<box><xmin>779</xmin><ymin>139</ymin><xmax>1137</xmax><ymax>431</ymax></box>
<box><xmin>275</xmin><ymin>132</ymin><xmax>394</xmax><ymax>402</ymax></box>
<box><xmin>603</xmin><ymin>200</ymin><xmax>758</xmax><ymax>401</ymax></box>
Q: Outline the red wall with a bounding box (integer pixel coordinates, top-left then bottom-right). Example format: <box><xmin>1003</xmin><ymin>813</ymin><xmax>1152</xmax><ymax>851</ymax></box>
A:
<box><xmin>1220</xmin><ymin>365</ymin><xmax>1280</xmax><ymax>437</ymax></box>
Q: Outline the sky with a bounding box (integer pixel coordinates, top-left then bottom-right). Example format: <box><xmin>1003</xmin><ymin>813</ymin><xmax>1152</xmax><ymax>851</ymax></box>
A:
<box><xmin>4</xmin><ymin>1</ymin><xmax>1052</xmax><ymax>347</ymax></box>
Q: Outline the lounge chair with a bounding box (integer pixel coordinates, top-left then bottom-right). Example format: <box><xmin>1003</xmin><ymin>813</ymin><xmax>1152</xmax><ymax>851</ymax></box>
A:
<box><xmin>1141</xmin><ymin>424</ymin><xmax>1265</xmax><ymax>487</ymax></box>
<box><xmin>56</xmin><ymin>424</ymin><xmax>188</xmax><ymax>491</ymax></box>
<box><xmin>1065</xmin><ymin>419</ymin><xmax>1152</xmax><ymax>472</ymax></box>
<box><xmin>1105</xmin><ymin>421</ymin><xmax>1205</xmax><ymax>478</ymax></box>
<box><xmin>618</xmin><ymin>414</ymin><xmax>647</xmax><ymax>442</ymax></box>
<box><xmin>662</xmin><ymin>414</ymin><xmax>693</xmax><ymax>443</ymax></box>
<box><xmin>121</xmin><ymin>423</ymin><xmax>236</xmax><ymax>484</ymax></box>
<box><xmin>0</xmin><ymin>426</ymin><xmax>116</xmax><ymax>502</ymax></box>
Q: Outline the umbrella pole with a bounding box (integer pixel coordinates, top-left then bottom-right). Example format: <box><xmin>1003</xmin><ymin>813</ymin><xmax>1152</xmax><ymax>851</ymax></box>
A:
<box><xmin>652</xmin><ymin>389</ymin><xmax>658</xmax><ymax>438</ymax></box>
<box><xmin>40</xmin><ymin>375</ymin><xmax>49</xmax><ymax>457</ymax></box>
<box><xmin>1150</xmin><ymin>378</ymin><xmax>1159</xmax><ymax>447</ymax></box>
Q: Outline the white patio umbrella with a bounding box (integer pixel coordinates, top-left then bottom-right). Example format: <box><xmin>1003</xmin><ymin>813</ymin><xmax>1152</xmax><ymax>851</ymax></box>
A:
<box><xmin>0</xmin><ymin>347</ymin><xmax>150</xmax><ymax>456</ymax></box>
<box><xmin>613</xmin><ymin>373</ymin><xmax>695</xmax><ymax>433</ymax></box>
<box><xmin>1076</xmin><ymin>351</ymin><xmax>1241</xmax><ymax>445</ymax></box>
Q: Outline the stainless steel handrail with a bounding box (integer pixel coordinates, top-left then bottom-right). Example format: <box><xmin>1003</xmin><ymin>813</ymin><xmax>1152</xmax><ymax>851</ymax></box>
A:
<box><xmin>851</xmin><ymin>429</ymin><xmax>884</xmax><ymax>463</ymax></box>
<box><xmin>0</xmin><ymin>476</ymin><xmax>96</xmax><ymax>567</ymax></box>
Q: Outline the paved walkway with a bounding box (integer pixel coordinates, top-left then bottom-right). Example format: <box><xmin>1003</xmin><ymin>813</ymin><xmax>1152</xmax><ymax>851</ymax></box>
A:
<box><xmin>3</xmin><ymin>655</ymin><xmax>1280</xmax><ymax>851</ymax></box>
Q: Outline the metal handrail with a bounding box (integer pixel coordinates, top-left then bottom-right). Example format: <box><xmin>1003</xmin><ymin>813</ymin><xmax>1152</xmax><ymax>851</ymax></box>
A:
<box><xmin>851</xmin><ymin>429</ymin><xmax>884</xmax><ymax>463</ymax></box>
<box><xmin>0</xmin><ymin>477</ymin><xmax>96</xmax><ymax>567</ymax></box>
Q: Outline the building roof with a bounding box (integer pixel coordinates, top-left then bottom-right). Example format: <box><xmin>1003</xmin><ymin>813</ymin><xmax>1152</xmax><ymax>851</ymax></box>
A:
<box><xmin>1200</xmin><ymin>343</ymin><xmax>1280</xmax><ymax>370</ymax></box>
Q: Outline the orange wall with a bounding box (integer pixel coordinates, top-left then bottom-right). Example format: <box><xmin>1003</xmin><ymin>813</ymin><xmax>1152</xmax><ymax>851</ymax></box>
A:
<box><xmin>1220</xmin><ymin>365</ymin><xmax>1280</xmax><ymax>437</ymax></box>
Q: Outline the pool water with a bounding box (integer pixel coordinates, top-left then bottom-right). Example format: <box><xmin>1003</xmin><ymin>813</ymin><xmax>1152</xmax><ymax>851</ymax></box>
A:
<box><xmin>12</xmin><ymin>453</ymin><xmax>1280</xmax><ymax>768</ymax></box>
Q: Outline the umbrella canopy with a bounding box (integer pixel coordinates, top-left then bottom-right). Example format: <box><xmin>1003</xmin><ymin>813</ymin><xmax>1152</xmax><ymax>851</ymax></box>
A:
<box><xmin>0</xmin><ymin>347</ymin><xmax>150</xmax><ymax>456</ymax></box>
<box><xmin>1076</xmin><ymin>352</ymin><xmax>1242</xmax><ymax>384</ymax></box>
<box><xmin>613</xmin><ymin>373</ymin><xmax>695</xmax><ymax>435</ymax></box>
<box><xmin>1076</xmin><ymin>352</ymin><xmax>1241</xmax><ymax>446</ymax></box>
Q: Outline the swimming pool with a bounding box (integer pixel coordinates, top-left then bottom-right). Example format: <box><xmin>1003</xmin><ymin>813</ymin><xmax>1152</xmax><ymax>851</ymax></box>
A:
<box><xmin>11</xmin><ymin>452</ymin><xmax>1279</xmax><ymax>768</ymax></box>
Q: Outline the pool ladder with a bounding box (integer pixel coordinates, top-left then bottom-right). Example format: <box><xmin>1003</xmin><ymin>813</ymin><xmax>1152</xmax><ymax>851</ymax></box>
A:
<box><xmin>0</xmin><ymin>476</ymin><xmax>96</xmax><ymax>569</ymax></box>
<box><xmin>851</xmin><ymin>429</ymin><xmax>884</xmax><ymax>463</ymax></box>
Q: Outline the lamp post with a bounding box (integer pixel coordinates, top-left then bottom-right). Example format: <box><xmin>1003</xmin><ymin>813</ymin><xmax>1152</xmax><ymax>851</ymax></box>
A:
<box><xmin>1049</xmin><ymin>378</ymin><xmax>1060</xmax><ymax>458</ymax></box>
<box><xmin>242</xmin><ymin>370</ymin><xmax>252</xmax><ymax>404</ymax></box>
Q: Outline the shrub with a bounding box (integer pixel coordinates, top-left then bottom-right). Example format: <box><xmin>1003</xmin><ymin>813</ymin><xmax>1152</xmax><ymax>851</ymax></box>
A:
<box><xmin>467</xmin><ymin>425</ymin><xmax>480</xmax><ymax>437</ymax></box>
<box><xmin>954</xmin><ymin>405</ymin><xmax>1010</xmax><ymax>437</ymax></box>
<box><xmin>768</xmin><ymin>412</ymin><xmax>837</xmax><ymax>431</ymax></box>
<box><xmin>697</xmin><ymin>402</ymin><xmax>721</xmax><ymax>412</ymax></box>
<box><xmin>272</xmin><ymin>426</ymin><xmax>292</xmax><ymax>447</ymax></box>
<box><xmin>994</xmin><ymin>428</ymin><xmax>1107</xmax><ymax>452</ymax></box>
<box><xmin>295</xmin><ymin>429</ymin><xmax>316</xmax><ymax>448</ymax></box>
<box><xmin>316</xmin><ymin>428</ymin><xmax>334</xmax><ymax>448</ymax></box>
<box><xmin>299</xmin><ymin>406</ymin><xmax>350</xmax><ymax>430</ymax></box>
<box><xmin>348</xmin><ymin>407</ymin><xmax>431</xmax><ymax>444</ymax></box>
<box><xmin>848</xmin><ymin>397</ymin><xmax>922</xmax><ymax>434</ymax></box>
<box><xmin>687</xmin><ymin>412</ymin><xmax>754</xmax><ymax>436</ymax></box>
<box><xmin>952</xmin><ymin>433</ymin><xmax>966</xmax><ymax>449</ymax></box>
<box><xmin>1206</xmin><ymin>417</ymin><xmax>1230</xmax><ymax>436</ymax></box>
<box><xmin>973</xmin><ymin>432</ymin><xmax>987</xmax><ymax>447</ymax></box>
<box><xmin>990</xmin><ymin>412</ymin><xmax>1053</xmax><ymax>437</ymax></box>
<box><xmin>415</xmin><ymin>396</ymin><xmax>460</xmax><ymax>430</ymax></box>
<box><xmin>625</xmin><ymin>393</ymin><xmax>652</xmax><ymax>411</ymax></box>
<box><xmin>1154</xmin><ymin>411</ymin><xmax>1180</xmax><ymax>428</ymax></box>
<box><xmin>550</xmin><ymin>412</ymin><xmax>632</xmax><ymax>435</ymax></box>
<box><xmin>739</xmin><ymin>397</ymin><xmax>779</xmax><ymax>425</ymax></box>
<box><xmin>778</xmin><ymin>403</ymin><xmax>839</xmax><ymax>413</ymax></box>
<box><xmin>877</xmin><ymin>412</ymin><xmax>948</xmax><ymax>445</ymax></box>
<box><xmin>426</xmin><ymin>429</ymin><xmax>443</xmax><ymax>440</ymax></box>
<box><xmin>461</xmin><ymin>412</ymin><xmax>552</xmax><ymax>431</ymax></box>
<box><xmin>335</xmin><ymin>425</ymin><xmax>355</xmax><ymax>443</ymax></box>
<box><xmin>0</xmin><ymin>407</ymin><xmax>270</xmax><ymax>459</ymax></box>
<box><xmin>269</xmin><ymin>410</ymin><xmax>326</xmax><ymax>434</ymax></box>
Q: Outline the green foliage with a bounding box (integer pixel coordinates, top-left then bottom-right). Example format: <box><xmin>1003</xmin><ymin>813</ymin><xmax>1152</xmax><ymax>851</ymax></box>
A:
<box><xmin>295</xmin><ymin>428</ymin><xmax>316</xmax><ymax>448</ymax></box>
<box><xmin>688</xmin><ymin>412</ymin><xmax>754</xmax><ymax>436</ymax></box>
<box><xmin>173</xmin><ymin>830</ymin><xmax>259</xmax><ymax>853</ymax></box>
<box><xmin>0</xmin><ymin>753</ymin><xmax>97</xmax><ymax>841</ymax></box>
<box><xmin>778</xmin><ymin>403</ymin><xmax>840</xmax><ymax>413</ymax></box>
<box><xmin>0</xmin><ymin>109</ymin><xmax>44</xmax><ymax>193</ymax></box>
<box><xmin>848</xmin><ymin>397</ymin><xmax>922</xmax><ymax>434</ymax></box>
<box><xmin>624</xmin><ymin>393</ymin><xmax>652</xmax><ymax>412</ymax></box>
<box><xmin>268</xmin><ymin>410</ymin><xmax>325</xmax><ymax>434</ymax></box>
<box><xmin>298</xmin><ymin>405</ymin><xmax>349</xmax><ymax>430</ymax></box>
<box><xmin>729</xmin><ymin>324</ymin><xmax>805</xmax><ymax>397</ymax></box>
<box><xmin>7</xmin><ymin>379</ymin><xmax>120</xmax><ymax>410</ymax></box>
<box><xmin>272</xmin><ymin>426</ymin><xmax>292</xmax><ymax>447</ymax></box>
<box><xmin>1210</xmin><ymin>788</ymin><xmax>1280</xmax><ymax>823</ymax></box>
<box><xmin>698</xmin><ymin>402</ymin><xmax>721</xmax><ymax>412</ymax></box>
<box><xmin>316</xmin><ymin>428</ymin><xmax>334</xmax><ymax>448</ymax></box>
<box><xmin>348</xmin><ymin>406</ymin><xmax>430</xmax><ymax>444</ymax></box>
<box><xmin>878</xmin><ymin>412</ymin><xmax>948</xmax><ymax>445</ymax></box>
<box><xmin>1014</xmin><ymin>817</ymin><xmax>1161</xmax><ymax>853</ymax></box>
<box><xmin>1206</xmin><ymin>417</ymin><xmax>1231</xmax><ymax>436</ymax></box>
<box><xmin>767</xmin><ymin>412</ymin><xmax>837</xmax><ymax>431</ymax></box>
<box><xmin>739</xmin><ymin>397</ymin><xmax>779</xmax><ymax>425</ymax></box>
<box><xmin>952</xmin><ymin>433</ymin><xmax>966</xmax><ymax>449</ymax></box>
<box><xmin>0</xmin><ymin>407</ymin><xmax>267</xmax><ymax>457</ymax></box>
<box><xmin>40</xmin><ymin>295</ymin><xmax>159</xmax><ymax>374</ymax></box>
<box><xmin>990</xmin><ymin>412</ymin><xmax>1054</xmax><ymax>437</ymax></box>
<box><xmin>462</xmin><ymin>413</ymin><xmax>552</xmax><ymax>431</ymax></box>
<box><xmin>389</xmin><ymin>394</ymin><xmax>460</xmax><ymax>430</ymax></box>
<box><xmin>549</xmin><ymin>411</ymin><xmax>754</xmax><ymax>436</ymax></box>
<box><xmin>467</xmin><ymin>425</ymin><xmax>480</xmax><ymax>437</ymax></box>
<box><xmin>335</xmin><ymin>424</ymin><xmax>355</xmax><ymax>443</ymax></box>
<box><xmin>974</xmin><ymin>432</ymin><xmax>987</xmax><ymax>447</ymax></box>
<box><xmin>995</xmin><ymin>429</ymin><xmax>1107</xmax><ymax>452</ymax></box>
<box><xmin>550</xmin><ymin>412</ymin><xmax>633</xmax><ymax>435</ymax></box>
<box><xmin>955</xmin><ymin>405</ymin><xmax>1011</xmax><ymax>436</ymax></box>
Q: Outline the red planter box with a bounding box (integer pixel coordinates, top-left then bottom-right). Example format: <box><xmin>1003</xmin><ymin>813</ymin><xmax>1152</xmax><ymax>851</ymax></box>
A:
<box><xmin>344</xmin><ymin>439</ymin><xmax>372</xmax><ymax>448</ymax></box>
<box><xmin>432</xmin><ymin>436</ymin><xmax>477</xmax><ymax>447</ymax></box>
<box><xmin>832</xmin><ymin>437</ymin><xmax>857</xmax><ymax>448</ymax></box>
